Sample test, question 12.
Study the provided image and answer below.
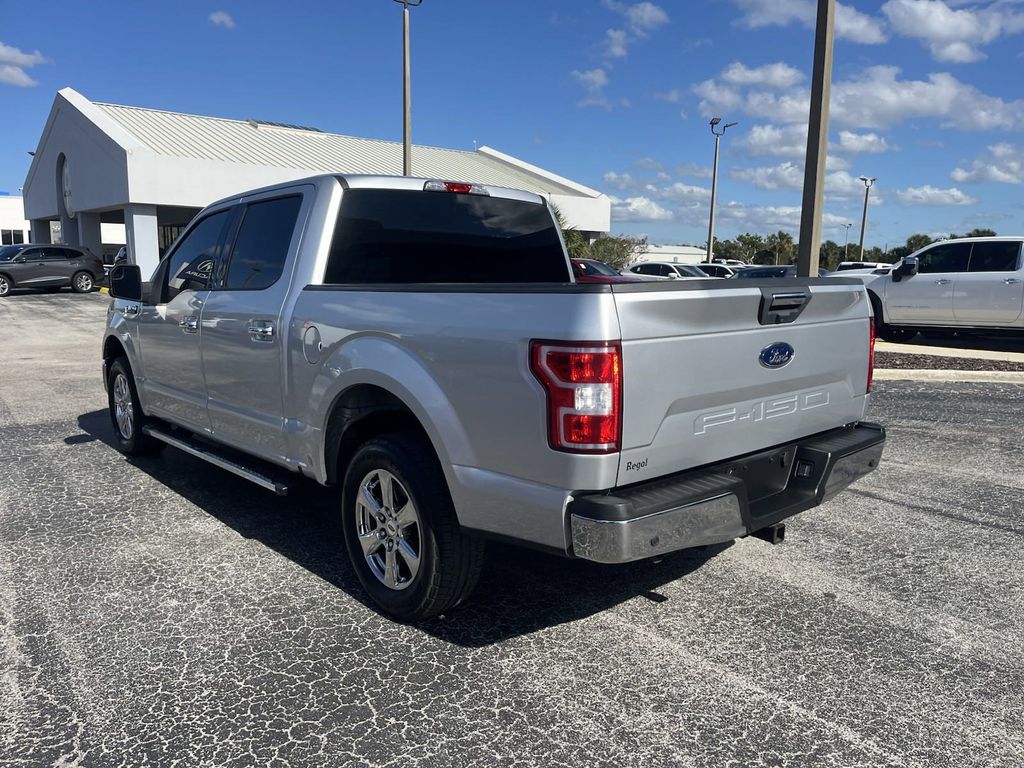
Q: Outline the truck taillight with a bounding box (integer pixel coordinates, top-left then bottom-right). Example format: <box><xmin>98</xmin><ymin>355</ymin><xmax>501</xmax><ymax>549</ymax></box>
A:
<box><xmin>530</xmin><ymin>341</ymin><xmax>622</xmax><ymax>454</ymax></box>
<box><xmin>867</xmin><ymin>319</ymin><xmax>876</xmax><ymax>393</ymax></box>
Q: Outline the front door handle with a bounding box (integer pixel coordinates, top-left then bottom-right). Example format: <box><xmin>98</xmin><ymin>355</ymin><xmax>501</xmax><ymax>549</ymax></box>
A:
<box><xmin>248</xmin><ymin>321</ymin><xmax>275</xmax><ymax>342</ymax></box>
<box><xmin>1003</xmin><ymin>278</ymin><xmax>1022</xmax><ymax>285</ymax></box>
<box><xmin>179</xmin><ymin>316</ymin><xmax>199</xmax><ymax>334</ymax></box>
<box><xmin>934</xmin><ymin>278</ymin><xmax>951</xmax><ymax>285</ymax></box>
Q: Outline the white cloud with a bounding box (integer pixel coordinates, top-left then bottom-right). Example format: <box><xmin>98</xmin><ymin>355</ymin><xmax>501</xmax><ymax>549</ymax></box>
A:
<box><xmin>836</xmin><ymin>130</ymin><xmax>892</xmax><ymax>154</ymax></box>
<box><xmin>652</xmin><ymin>182</ymin><xmax>711</xmax><ymax>202</ymax></box>
<box><xmin>655</xmin><ymin>88</ymin><xmax>681</xmax><ymax>103</ymax></box>
<box><xmin>735</xmin><ymin>124</ymin><xmax>808</xmax><ymax>157</ymax></box>
<box><xmin>951</xmin><ymin>143</ymin><xmax>1024</xmax><ymax>184</ymax></box>
<box><xmin>731</xmin><ymin>162</ymin><xmax>865</xmax><ymax>199</ymax></box>
<box><xmin>606</xmin><ymin>28</ymin><xmax>628</xmax><ymax>58</ymax></box>
<box><xmin>732</xmin><ymin>0</ymin><xmax>887</xmax><ymax>44</ymax></box>
<box><xmin>209</xmin><ymin>10</ymin><xmax>236</xmax><ymax>29</ymax></box>
<box><xmin>717</xmin><ymin>202</ymin><xmax>849</xmax><ymax>232</ymax></box>
<box><xmin>610</xmin><ymin>195</ymin><xmax>675</xmax><ymax>221</ymax></box>
<box><xmin>882</xmin><ymin>0</ymin><xmax>1024</xmax><ymax>63</ymax></box>
<box><xmin>603</xmin><ymin>171</ymin><xmax>638</xmax><ymax>190</ymax></box>
<box><xmin>721</xmin><ymin>61</ymin><xmax>804</xmax><ymax>89</ymax></box>
<box><xmin>676</xmin><ymin>162</ymin><xmax>713</xmax><ymax>179</ymax></box>
<box><xmin>572</xmin><ymin>68</ymin><xmax>612</xmax><ymax>108</ymax></box>
<box><xmin>698</xmin><ymin>63</ymin><xmax>1024</xmax><ymax>131</ymax></box>
<box><xmin>896</xmin><ymin>185</ymin><xmax>976</xmax><ymax>206</ymax></box>
<box><xmin>0</xmin><ymin>42</ymin><xmax>46</xmax><ymax>88</ymax></box>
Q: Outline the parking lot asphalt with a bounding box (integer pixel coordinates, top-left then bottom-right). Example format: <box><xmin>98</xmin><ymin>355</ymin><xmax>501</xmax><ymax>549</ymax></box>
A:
<box><xmin>1</xmin><ymin>291</ymin><xmax>1023</xmax><ymax>768</ymax></box>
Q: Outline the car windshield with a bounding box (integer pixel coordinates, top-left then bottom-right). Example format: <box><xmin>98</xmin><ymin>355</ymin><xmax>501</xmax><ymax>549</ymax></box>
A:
<box><xmin>0</xmin><ymin>245</ymin><xmax>27</xmax><ymax>261</ymax></box>
<box><xmin>575</xmin><ymin>260</ymin><xmax>621</xmax><ymax>277</ymax></box>
<box><xmin>736</xmin><ymin>267</ymin><xmax>788</xmax><ymax>278</ymax></box>
<box><xmin>676</xmin><ymin>264</ymin><xmax>707</xmax><ymax>277</ymax></box>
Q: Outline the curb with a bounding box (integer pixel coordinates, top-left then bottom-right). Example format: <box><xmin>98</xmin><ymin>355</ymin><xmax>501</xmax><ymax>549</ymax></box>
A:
<box><xmin>874</xmin><ymin>368</ymin><xmax>1024</xmax><ymax>384</ymax></box>
<box><xmin>876</xmin><ymin>340</ymin><xmax>1024</xmax><ymax>364</ymax></box>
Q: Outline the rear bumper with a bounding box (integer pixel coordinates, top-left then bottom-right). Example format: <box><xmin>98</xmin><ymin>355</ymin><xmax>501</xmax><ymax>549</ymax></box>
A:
<box><xmin>569</xmin><ymin>421</ymin><xmax>885</xmax><ymax>564</ymax></box>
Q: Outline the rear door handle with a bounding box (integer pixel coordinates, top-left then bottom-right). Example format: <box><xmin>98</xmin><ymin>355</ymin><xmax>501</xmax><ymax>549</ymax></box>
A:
<box><xmin>248</xmin><ymin>321</ymin><xmax>275</xmax><ymax>342</ymax></box>
<box><xmin>934</xmin><ymin>279</ymin><xmax>951</xmax><ymax>285</ymax></box>
<box><xmin>1003</xmin><ymin>278</ymin><xmax>1021</xmax><ymax>285</ymax></box>
<box><xmin>179</xmin><ymin>316</ymin><xmax>199</xmax><ymax>334</ymax></box>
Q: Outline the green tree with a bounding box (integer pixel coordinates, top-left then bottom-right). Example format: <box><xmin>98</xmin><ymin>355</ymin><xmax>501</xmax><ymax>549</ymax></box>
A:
<box><xmin>765</xmin><ymin>231</ymin><xmax>795</xmax><ymax>264</ymax></box>
<box><xmin>590</xmin><ymin>234</ymin><xmax>648</xmax><ymax>270</ymax></box>
<box><xmin>735</xmin><ymin>232</ymin><xmax>765</xmax><ymax>263</ymax></box>
<box><xmin>964</xmin><ymin>227</ymin><xmax>997</xmax><ymax>238</ymax></box>
<box><xmin>905</xmin><ymin>233</ymin><xmax>934</xmax><ymax>254</ymax></box>
<box><xmin>818</xmin><ymin>240</ymin><xmax>844</xmax><ymax>270</ymax></box>
<box><xmin>711</xmin><ymin>239</ymin><xmax>744</xmax><ymax>261</ymax></box>
<box><xmin>551</xmin><ymin>204</ymin><xmax>592</xmax><ymax>260</ymax></box>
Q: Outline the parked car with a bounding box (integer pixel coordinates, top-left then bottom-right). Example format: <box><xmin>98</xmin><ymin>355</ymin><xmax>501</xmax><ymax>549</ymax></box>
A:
<box><xmin>736</xmin><ymin>265</ymin><xmax>832</xmax><ymax>279</ymax></box>
<box><xmin>104</xmin><ymin>173</ymin><xmax>885</xmax><ymax>621</ymax></box>
<box><xmin>855</xmin><ymin>237</ymin><xmax>1024</xmax><ymax>341</ymax></box>
<box><xmin>695</xmin><ymin>263</ymin><xmax>741</xmax><ymax>278</ymax></box>
<box><xmin>0</xmin><ymin>243</ymin><xmax>105</xmax><ymax>297</ymax></box>
<box><xmin>571</xmin><ymin>258</ymin><xmax>645</xmax><ymax>283</ymax></box>
<box><xmin>626</xmin><ymin>261</ymin><xmax>714</xmax><ymax>279</ymax></box>
<box><xmin>713</xmin><ymin>258</ymin><xmax>748</xmax><ymax>266</ymax></box>
<box><xmin>836</xmin><ymin>261</ymin><xmax>889</xmax><ymax>271</ymax></box>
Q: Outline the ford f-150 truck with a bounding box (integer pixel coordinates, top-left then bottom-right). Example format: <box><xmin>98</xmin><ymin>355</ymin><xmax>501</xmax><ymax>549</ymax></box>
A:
<box><xmin>103</xmin><ymin>174</ymin><xmax>885</xmax><ymax>621</ymax></box>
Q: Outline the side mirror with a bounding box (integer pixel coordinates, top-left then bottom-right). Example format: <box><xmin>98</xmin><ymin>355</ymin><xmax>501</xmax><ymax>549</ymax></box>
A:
<box><xmin>893</xmin><ymin>256</ymin><xmax>918</xmax><ymax>282</ymax></box>
<box><xmin>12</xmin><ymin>255</ymin><xmax>26</xmax><ymax>264</ymax></box>
<box><xmin>109</xmin><ymin>264</ymin><xmax>143</xmax><ymax>301</ymax></box>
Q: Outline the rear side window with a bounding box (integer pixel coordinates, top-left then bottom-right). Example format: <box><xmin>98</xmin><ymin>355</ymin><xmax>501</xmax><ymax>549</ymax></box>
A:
<box><xmin>918</xmin><ymin>242</ymin><xmax>970</xmax><ymax>273</ymax></box>
<box><xmin>223</xmin><ymin>195</ymin><xmax>302</xmax><ymax>290</ymax></box>
<box><xmin>968</xmin><ymin>242</ymin><xmax>1020</xmax><ymax>272</ymax></box>
<box><xmin>163</xmin><ymin>210</ymin><xmax>230</xmax><ymax>302</ymax></box>
<box><xmin>324</xmin><ymin>189</ymin><xmax>569</xmax><ymax>284</ymax></box>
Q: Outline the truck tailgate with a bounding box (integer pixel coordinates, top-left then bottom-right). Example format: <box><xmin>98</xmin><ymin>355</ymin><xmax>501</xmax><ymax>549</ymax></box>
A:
<box><xmin>611</xmin><ymin>280</ymin><xmax>871</xmax><ymax>486</ymax></box>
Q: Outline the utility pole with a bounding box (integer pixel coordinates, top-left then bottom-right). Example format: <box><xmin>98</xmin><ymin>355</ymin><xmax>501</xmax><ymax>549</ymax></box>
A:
<box><xmin>705</xmin><ymin>118</ymin><xmax>738</xmax><ymax>263</ymax></box>
<box><xmin>842</xmin><ymin>222</ymin><xmax>852</xmax><ymax>259</ymax></box>
<box><xmin>858</xmin><ymin>176</ymin><xmax>876</xmax><ymax>258</ymax></box>
<box><xmin>394</xmin><ymin>0</ymin><xmax>422</xmax><ymax>176</ymax></box>
<box><xmin>795</xmin><ymin>0</ymin><xmax>836</xmax><ymax>277</ymax></box>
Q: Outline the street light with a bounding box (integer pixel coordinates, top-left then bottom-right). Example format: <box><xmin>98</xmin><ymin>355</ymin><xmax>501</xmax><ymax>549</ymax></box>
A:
<box><xmin>706</xmin><ymin>117</ymin><xmax>738</xmax><ymax>263</ymax></box>
<box><xmin>857</xmin><ymin>176</ymin><xmax>876</xmax><ymax>259</ymax></box>
<box><xmin>842</xmin><ymin>222</ymin><xmax>852</xmax><ymax>259</ymax></box>
<box><xmin>393</xmin><ymin>0</ymin><xmax>422</xmax><ymax>176</ymax></box>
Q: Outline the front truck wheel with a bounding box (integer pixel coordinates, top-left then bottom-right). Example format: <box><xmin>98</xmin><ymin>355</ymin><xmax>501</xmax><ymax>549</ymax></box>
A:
<box><xmin>107</xmin><ymin>357</ymin><xmax>163</xmax><ymax>456</ymax></box>
<box><xmin>342</xmin><ymin>433</ymin><xmax>484</xmax><ymax>622</ymax></box>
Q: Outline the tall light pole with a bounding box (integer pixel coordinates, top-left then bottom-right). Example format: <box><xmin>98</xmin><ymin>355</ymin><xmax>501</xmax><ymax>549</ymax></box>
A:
<box><xmin>394</xmin><ymin>0</ymin><xmax>422</xmax><ymax>176</ymax></box>
<box><xmin>706</xmin><ymin>117</ymin><xmax>738</xmax><ymax>263</ymax></box>
<box><xmin>795</xmin><ymin>0</ymin><xmax>836</xmax><ymax>277</ymax></box>
<box><xmin>842</xmin><ymin>222</ymin><xmax>852</xmax><ymax>259</ymax></box>
<box><xmin>858</xmin><ymin>176</ymin><xmax>876</xmax><ymax>258</ymax></box>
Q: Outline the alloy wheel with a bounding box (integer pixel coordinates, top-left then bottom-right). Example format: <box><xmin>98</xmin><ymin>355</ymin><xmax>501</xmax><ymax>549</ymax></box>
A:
<box><xmin>75</xmin><ymin>274</ymin><xmax>93</xmax><ymax>292</ymax></box>
<box><xmin>354</xmin><ymin>469</ymin><xmax>422</xmax><ymax>591</ymax></box>
<box><xmin>112</xmin><ymin>373</ymin><xmax>134</xmax><ymax>440</ymax></box>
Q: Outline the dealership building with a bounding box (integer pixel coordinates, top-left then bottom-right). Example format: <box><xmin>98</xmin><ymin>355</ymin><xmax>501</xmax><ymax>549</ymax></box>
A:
<box><xmin>22</xmin><ymin>88</ymin><xmax>611</xmax><ymax>276</ymax></box>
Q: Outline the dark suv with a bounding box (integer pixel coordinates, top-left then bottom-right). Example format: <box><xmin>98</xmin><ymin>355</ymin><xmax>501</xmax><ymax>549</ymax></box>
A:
<box><xmin>0</xmin><ymin>244</ymin><xmax>105</xmax><ymax>297</ymax></box>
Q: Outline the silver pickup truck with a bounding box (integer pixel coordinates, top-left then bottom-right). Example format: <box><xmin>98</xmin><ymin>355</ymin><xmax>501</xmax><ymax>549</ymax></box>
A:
<box><xmin>103</xmin><ymin>174</ymin><xmax>885</xmax><ymax>621</ymax></box>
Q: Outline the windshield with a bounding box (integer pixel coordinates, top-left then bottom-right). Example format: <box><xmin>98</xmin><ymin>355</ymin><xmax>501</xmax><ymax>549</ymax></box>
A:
<box><xmin>0</xmin><ymin>245</ymin><xmax>27</xmax><ymax>261</ymax></box>
<box><xmin>575</xmin><ymin>260</ymin><xmax>620</xmax><ymax>277</ymax></box>
<box><xmin>676</xmin><ymin>264</ymin><xmax>707</xmax><ymax>277</ymax></box>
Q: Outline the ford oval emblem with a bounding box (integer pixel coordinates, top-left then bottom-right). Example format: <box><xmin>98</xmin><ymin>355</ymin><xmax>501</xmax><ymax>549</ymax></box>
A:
<box><xmin>759</xmin><ymin>342</ymin><xmax>795</xmax><ymax>369</ymax></box>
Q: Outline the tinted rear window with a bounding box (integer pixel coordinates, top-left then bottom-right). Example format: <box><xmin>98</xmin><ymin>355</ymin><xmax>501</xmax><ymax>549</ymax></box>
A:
<box><xmin>324</xmin><ymin>189</ymin><xmax>569</xmax><ymax>284</ymax></box>
<box><xmin>968</xmin><ymin>241</ymin><xmax>1020</xmax><ymax>272</ymax></box>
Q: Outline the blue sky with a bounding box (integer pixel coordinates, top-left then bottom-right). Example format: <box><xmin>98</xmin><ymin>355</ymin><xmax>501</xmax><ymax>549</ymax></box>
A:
<box><xmin>2</xmin><ymin>0</ymin><xmax>1023</xmax><ymax>249</ymax></box>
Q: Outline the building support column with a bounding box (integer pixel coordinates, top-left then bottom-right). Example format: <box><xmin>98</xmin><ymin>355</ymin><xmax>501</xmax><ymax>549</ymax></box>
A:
<box><xmin>60</xmin><ymin>211</ymin><xmax>81</xmax><ymax>246</ymax></box>
<box><xmin>124</xmin><ymin>204</ymin><xmax>159</xmax><ymax>277</ymax></box>
<box><xmin>77</xmin><ymin>212</ymin><xmax>103</xmax><ymax>259</ymax></box>
<box><xmin>30</xmin><ymin>220</ymin><xmax>51</xmax><ymax>244</ymax></box>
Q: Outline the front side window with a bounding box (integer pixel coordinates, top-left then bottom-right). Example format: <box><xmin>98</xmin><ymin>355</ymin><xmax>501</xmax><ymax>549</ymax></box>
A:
<box><xmin>163</xmin><ymin>210</ymin><xmax>230</xmax><ymax>302</ymax></box>
<box><xmin>968</xmin><ymin>241</ymin><xmax>1020</xmax><ymax>272</ymax></box>
<box><xmin>917</xmin><ymin>242</ymin><xmax>970</xmax><ymax>274</ymax></box>
<box><xmin>324</xmin><ymin>189</ymin><xmax>569</xmax><ymax>284</ymax></box>
<box><xmin>222</xmin><ymin>195</ymin><xmax>302</xmax><ymax>290</ymax></box>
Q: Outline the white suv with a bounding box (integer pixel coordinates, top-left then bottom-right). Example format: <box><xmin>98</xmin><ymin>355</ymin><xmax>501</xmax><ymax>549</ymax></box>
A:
<box><xmin>861</xmin><ymin>237</ymin><xmax>1024</xmax><ymax>340</ymax></box>
<box><xmin>627</xmin><ymin>261</ymin><xmax>716</xmax><ymax>280</ymax></box>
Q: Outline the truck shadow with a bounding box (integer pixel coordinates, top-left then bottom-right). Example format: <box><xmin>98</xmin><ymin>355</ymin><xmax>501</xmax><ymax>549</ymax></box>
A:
<box><xmin>76</xmin><ymin>409</ymin><xmax>728</xmax><ymax>647</ymax></box>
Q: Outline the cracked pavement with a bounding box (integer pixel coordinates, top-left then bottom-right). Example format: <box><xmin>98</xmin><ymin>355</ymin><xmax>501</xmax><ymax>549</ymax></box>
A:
<box><xmin>1</xmin><ymin>291</ymin><xmax>1022</xmax><ymax>767</ymax></box>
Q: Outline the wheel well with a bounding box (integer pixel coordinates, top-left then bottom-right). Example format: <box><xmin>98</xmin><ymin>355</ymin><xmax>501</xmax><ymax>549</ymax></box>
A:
<box><xmin>0</xmin><ymin>271</ymin><xmax>13</xmax><ymax>286</ymax></box>
<box><xmin>867</xmin><ymin>289</ymin><xmax>884</xmax><ymax>326</ymax></box>
<box><xmin>324</xmin><ymin>384</ymin><xmax>432</xmax><ymax>486</ymax></box>
<box><xmin>103</xmin><ymin>336</ymin><xmax>127</xmax><ymax>365</ymax></box>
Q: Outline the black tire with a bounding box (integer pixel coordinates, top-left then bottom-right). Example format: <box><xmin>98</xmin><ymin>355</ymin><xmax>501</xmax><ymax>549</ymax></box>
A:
<box><xmin>0</xmin><ymin>274</ymin><xmax>11</xmax><ymax>297</ymax></box>
<box><xmin>71</xmin><ymin>271</ymin><xmax>95</xmax><ymax>293</ymax></box>
<box><xmin>107</xmin><ymin>357</ymin><xmax>163</xmax><ymax>456</ymax></box>
<box><xmin>341</xmin><ymin>432</ymin><xmax>484</xmax><ymax>622</ymax></box>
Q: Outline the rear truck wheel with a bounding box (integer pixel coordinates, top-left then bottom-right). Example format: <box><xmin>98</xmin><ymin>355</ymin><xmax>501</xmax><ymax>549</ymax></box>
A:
<box><xmin>342</xmin><ymin>433</ymin><xmax>484</xmax><ymax>622</ymax></box>
<box><xmin>72</xmin><ymin>271</ymin><xmax>94</xmax><ymax>293</ymax></box>
<box><xmin>107</xmin><ymin>357</ymin><xmax>163</xmax><ymax>456</ymax></box>
<box><xmin>0</xmin><ymin>275</ymin><xmax>10</xmax><ymax>297</ymax></box>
